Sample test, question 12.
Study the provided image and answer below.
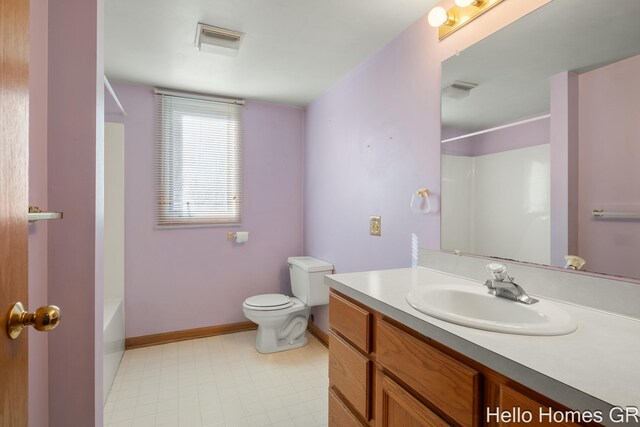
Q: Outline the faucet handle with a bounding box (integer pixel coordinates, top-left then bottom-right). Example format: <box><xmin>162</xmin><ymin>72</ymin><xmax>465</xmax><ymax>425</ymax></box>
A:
<box><xmin>486</xmin><ymin>263</ymin><xmax>508</xmax><ymax>281</ymax></box>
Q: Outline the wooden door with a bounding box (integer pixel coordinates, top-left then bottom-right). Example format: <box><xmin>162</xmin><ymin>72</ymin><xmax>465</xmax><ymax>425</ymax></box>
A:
<box><xmin>0</xmin><ymin>0</ymin><xmax>30</xmax><ymax>425</ymax></box>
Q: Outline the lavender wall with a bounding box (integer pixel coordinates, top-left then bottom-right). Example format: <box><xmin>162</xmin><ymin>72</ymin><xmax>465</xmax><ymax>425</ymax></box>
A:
<box><xmin>28</xmin><ymin>0</ymin><xmax>49</xmax><ymax>425</ymax></box>
<box><xmin>578</xmin><ymin>55</ymin><xmax>640</xmax><ymax>279</ymax></box>
<box><xmin>303</xmin><ymin>1</ymin><xmax>552</xmax><ymax>332</ymax></box>
<box><xmin>47</xmin><ymin>0</ymin><xmax>104</xmax><ymax>425</ymax></box>
<box><xmin>105</xmin><ymin>83</ymin><xmax>304</xmax><ymax>338</ymax></box>
<box><xmin>304</xmin><ymin>14</ymin><xmax>442</xmax><ymax>330</ymax></box>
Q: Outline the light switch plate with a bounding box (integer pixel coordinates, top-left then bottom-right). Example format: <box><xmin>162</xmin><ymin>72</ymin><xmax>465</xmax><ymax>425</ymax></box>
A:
<box><xmin>370</xmin><ymin>216</ymin><xmax>381</xmax><ymax>236</ymax></box>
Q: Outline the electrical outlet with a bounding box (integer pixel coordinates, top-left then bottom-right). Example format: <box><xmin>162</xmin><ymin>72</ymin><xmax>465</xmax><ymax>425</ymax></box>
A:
<box><xmin>370</xmin><ymin>216</ymin><xmax>381</xmax><ymax>236</ymax></box>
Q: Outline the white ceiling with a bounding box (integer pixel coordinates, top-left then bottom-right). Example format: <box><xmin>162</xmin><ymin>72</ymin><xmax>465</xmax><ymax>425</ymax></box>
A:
<box><xmin>442</xmin><ymin>0</ymin><xmax>640</xmax><ymax>132</ymax></box>
<box><xmin>105</xmin><ymin>0</ymin><xmax>435</xmax><ymax>106</ymax></box>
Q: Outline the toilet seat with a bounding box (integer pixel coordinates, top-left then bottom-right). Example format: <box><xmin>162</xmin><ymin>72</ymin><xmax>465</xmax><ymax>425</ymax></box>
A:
<box><xmin>243</xmin><ymin>294</ymin><xmax>294</xmax><ymax>311</ymax></box>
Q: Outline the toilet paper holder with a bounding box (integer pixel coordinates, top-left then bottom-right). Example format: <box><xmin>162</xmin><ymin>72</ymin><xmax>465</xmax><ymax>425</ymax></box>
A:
<box><xmin>227</xmin><ymin>231</ymin><xmax>249</xmax><ymax>243</ymax></box>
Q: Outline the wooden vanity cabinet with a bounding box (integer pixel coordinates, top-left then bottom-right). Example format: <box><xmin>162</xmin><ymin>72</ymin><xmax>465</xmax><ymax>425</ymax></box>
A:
<box><xmin>328</xmin><ymin>289</ymin><xmax>598</xmax><ymax>427</ymax></box>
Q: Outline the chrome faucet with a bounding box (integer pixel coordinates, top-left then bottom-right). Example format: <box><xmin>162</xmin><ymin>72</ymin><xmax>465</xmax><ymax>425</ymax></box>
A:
<box><xmin>483</xmin><ymin>263</ymin><xmax>538</xmax><ymax>305</ymax></box>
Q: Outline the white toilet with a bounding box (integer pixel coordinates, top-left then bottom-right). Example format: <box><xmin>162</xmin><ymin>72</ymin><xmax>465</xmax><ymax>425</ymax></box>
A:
<box><xmin>242</xmin><ymin>256</ymin><xmax>333</xmax><ymax>353</ymax></box>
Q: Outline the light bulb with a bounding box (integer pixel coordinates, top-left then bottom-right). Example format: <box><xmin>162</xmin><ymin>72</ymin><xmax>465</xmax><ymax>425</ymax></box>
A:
<box><xmin>428</xmin><ymin>7</ymin><xmax>449</xmax><ymax>27</ymax></box>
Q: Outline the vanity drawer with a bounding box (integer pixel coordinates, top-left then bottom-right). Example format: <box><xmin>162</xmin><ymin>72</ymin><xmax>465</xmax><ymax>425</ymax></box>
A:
<box><xmin>329</xmin><ymin>332</ymin><xmax>371</xmax><ymax>421</ymax></box>
<box><xmin>329</xmin><ymin>292</ymin><xmax>371</xmax><ymax>353</ymax></box>
<box><xmin>377</xmin><ymin>319</ymin><xmax>480</xmax><ymax>427</ymax></box>
<box><xmin>329</xmin><ymin>388</ymin><xmax>366</xmax><ymax>427</ymax></box>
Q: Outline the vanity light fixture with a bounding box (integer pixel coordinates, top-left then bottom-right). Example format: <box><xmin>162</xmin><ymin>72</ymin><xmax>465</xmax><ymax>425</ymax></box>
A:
<box><xmin>428</xmin><ymin>0</ymin><xmax>505</xmax><ymax>40</ymax></box>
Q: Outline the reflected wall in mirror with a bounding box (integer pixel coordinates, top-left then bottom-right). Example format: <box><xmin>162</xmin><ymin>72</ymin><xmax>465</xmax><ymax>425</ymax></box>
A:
<box><xmin>440</xmin><ymin>0</ymin><xmax>640</xmax><ymax>280</ymax></box>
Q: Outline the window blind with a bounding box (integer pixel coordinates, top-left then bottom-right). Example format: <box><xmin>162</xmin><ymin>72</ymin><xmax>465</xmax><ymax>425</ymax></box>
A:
<box><xmin>155</xmin><ymin>90</ymin><xmax>243</xmax><ymax>226</ymax></box>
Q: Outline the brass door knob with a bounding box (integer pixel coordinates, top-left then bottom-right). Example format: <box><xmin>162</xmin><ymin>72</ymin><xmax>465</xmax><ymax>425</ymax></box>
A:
<box><xmin>6</xmin><ymin>302</ymin><xmax>62</xmax><ymax>339</ymax></box>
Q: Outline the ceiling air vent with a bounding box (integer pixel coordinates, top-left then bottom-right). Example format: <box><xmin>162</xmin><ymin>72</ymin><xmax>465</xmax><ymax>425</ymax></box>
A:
<box><xmin>442</xmin><ymin>80</ymin><xmax>478</xmax><ymax>100</ymax></box>
<box><xmin>195</xmin><ymin>23</ymin><xmax>244</xmax><ymax>56</ymax></box>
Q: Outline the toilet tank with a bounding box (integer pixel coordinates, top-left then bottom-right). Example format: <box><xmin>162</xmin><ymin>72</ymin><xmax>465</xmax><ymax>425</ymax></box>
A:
<box><xmin>288</xmin><ymin>256</ymin><xmax>333</xmax><ymax>306</ymax></box>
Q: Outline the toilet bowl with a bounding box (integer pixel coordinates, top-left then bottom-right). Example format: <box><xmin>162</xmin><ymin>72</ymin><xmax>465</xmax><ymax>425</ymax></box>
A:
<box><xmin>242</xmin><ymin>256</ymin><xmax>333</xmax><ymax>353</ymax></box>
<box><xmin>243</xmin><ymin>295</ymin><xmax>309</xmax><ymax>353</ymax></box>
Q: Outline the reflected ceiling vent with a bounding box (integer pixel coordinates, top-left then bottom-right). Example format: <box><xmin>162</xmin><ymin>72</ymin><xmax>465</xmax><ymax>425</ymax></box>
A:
<box><xmin>195</xmin><ymin>23</ymin><xmax>244</xmax><ymax>56</ymax></box>
<box><xmin>442</xmin><ymin>80</ymin><xmax>478</xmax><ymax>100</ymax></box>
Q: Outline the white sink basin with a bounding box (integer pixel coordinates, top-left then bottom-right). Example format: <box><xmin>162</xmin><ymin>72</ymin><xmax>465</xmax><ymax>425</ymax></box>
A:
<box><xmin>406</xmin><ymin>283</ymin><xmax>577</xmax><ymax>336</ymax></box>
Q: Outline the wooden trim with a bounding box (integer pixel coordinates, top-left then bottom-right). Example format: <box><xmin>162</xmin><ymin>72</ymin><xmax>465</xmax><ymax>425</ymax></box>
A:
<box><xmin>125</xmin><ymin>321</ymin><xmax>257</xmax><ymax>350</ymax></box>
<box><xmin>307</xmin><ymin>320</ymin><xmax>329</xmax><ymax>348</ymax></box>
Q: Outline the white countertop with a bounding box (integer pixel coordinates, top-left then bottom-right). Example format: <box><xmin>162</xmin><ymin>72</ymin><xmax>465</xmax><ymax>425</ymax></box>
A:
<box><xmin>326</xmin><ymin>267</ymin><xmax>640</xmax><ymax>424</ymax></box>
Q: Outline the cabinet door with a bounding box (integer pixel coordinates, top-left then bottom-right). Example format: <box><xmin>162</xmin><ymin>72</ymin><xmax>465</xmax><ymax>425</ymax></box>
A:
<box><xmin>377</xmin><ymin>319</ymin><xmax>479</xmax><ymax>427</ymax></box>
<box><xmin>376</xmin><ymin>370</ymin><xmax>450</xmax><ymax>427</ymax></box>
<box><xmin>492</xmin><ymin>385</ymin><xmax>581</xmax><ymax>427</ymax></box>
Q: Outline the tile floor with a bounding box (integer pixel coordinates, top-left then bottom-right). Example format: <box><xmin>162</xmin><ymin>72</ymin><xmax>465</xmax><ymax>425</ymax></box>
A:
<box><xmin>104</xmin><ymin>331</ymin><xmax>329</xmax><ymax>427</ymax></box>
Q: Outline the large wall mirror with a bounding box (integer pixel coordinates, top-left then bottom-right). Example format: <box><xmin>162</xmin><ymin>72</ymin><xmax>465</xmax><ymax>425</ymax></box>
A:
<box><xmin>440</xmin><ymin>0</ymin><xmax>640</xmax><ymax>280</ymax></box>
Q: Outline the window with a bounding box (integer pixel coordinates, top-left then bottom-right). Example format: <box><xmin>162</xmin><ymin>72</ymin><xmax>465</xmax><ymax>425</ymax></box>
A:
<box><xmin>155</xmin><ymin>90</ymin><xmax>243</xmax><ymax>226</ymax></box>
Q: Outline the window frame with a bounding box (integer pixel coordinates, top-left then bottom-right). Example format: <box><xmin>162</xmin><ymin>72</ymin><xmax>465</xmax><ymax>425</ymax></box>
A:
<box><xmin>155</xmin><ymin>89</ymin><xmax>244</xmax><ymax>228</ymax></box>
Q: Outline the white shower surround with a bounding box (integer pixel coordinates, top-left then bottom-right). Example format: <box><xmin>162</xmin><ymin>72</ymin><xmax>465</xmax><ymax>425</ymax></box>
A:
<box><xmin>104</xmin><ymin>123</ymin><xmax>126</xmax><ymax>403</ymax></box>
<box><xmin>442</xmin><ymin>144</ymin><xmax>551</xmax><ymax>265</ymax></box>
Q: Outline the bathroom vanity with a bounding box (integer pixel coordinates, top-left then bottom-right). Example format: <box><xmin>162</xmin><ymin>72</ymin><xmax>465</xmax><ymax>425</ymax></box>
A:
<box><xmin>326</xmin><ymin>267</ymin><xmax>640</xmax><ymax>427</ymax></box>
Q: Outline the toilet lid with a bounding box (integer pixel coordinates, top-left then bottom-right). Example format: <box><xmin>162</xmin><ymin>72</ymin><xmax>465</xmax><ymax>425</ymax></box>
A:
<box><xmin>244</xmin><ymin>294</ymin><xmax>294</xmax><ymax>310</ymax></box>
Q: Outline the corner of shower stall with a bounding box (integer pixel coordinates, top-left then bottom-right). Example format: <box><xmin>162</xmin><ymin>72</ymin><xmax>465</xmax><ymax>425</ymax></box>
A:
<box><xmin>104</xmin><ymin>122</ymin><xmax>126</xmax><ymax>404</ymax></box>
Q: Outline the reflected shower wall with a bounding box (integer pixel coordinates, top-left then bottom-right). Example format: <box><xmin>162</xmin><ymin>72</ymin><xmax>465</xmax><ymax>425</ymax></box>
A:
<box><xmin>441</xmin><ymin>118</ymin><xmax>551</xmax><ymax>265</ymax></box>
